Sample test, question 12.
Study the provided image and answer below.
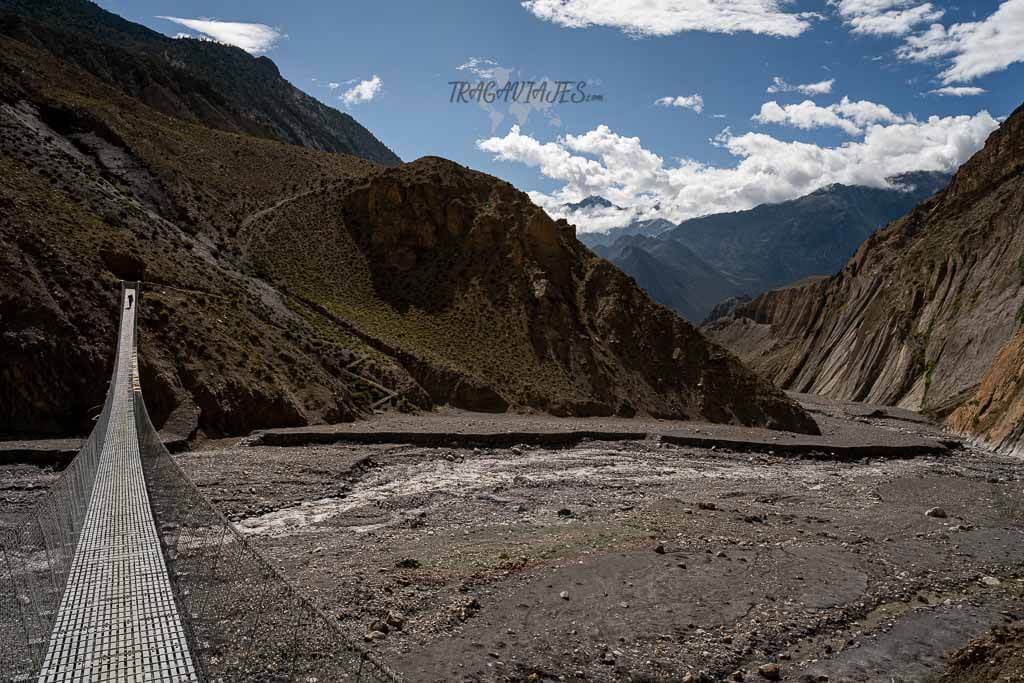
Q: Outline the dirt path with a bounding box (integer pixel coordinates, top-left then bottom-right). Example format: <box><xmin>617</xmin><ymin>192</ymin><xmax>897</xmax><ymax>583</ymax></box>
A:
<box><xmin>238</xmin><ymin>183</ymin><xmax>327</xmax><ymax>254</ymax></box>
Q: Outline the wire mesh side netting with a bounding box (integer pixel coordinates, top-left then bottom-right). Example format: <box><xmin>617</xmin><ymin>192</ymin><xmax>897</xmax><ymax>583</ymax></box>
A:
<box><xmin>0</xmin><ymin>296</ymin><xmax>124</xmax><ymax>682</ymax></box>
<box><xmin>1</xmin><ymin>280</ymin><xmax>403</xmax><ymax>682</ymax></box>
<box><xmin>134</xmin><ymin>377</ymin><xmax>405</xmax><ymax>682</ymax></box>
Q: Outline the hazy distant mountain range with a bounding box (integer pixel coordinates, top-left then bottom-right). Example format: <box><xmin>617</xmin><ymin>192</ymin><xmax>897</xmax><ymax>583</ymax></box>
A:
<box><xmin>579</xmin><ymin>171</ymin><xmax>951</xmax><ymax>322</ymax></box>
<box><xmin>591</xmin><ymin>235</ymin><xmax>742</xmax><ymax>323</ymax></box>
<box><xmin>577</xmin><ymin>217</ymin><xmax>674</xmax><ymax>248</ymax></box>
<box><xmin>562</xmin><ymin>195</ymin><xmax>622</xmax><ymax>212</ymax></box>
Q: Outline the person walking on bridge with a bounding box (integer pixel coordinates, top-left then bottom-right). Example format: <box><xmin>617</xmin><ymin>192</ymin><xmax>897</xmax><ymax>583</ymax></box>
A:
<box><xmin>127</xmin><ymin>293</ymin><xmax>133</xmax><ymax>309</ymax></box>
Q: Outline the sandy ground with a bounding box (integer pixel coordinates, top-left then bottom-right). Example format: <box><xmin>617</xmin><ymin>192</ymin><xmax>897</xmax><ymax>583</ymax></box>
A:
<box><xmin>3</xmin><ymin>401</ymin><xmax>1023</xmax><ymax>682</ymax></box>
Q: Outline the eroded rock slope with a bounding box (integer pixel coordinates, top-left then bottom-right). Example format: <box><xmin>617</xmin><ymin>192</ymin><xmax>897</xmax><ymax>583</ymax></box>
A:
<box><xmin>705</xmin><ymin>102</ymin><xmax>1024</xmax><ymax>454</ymax></box>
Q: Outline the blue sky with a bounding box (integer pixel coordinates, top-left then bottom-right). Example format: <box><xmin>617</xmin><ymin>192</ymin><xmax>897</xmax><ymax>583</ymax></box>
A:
<box><xmin>96</xmin><ymin>0</ymin><xmax>1023</xmax><ymax>230</ymax></box>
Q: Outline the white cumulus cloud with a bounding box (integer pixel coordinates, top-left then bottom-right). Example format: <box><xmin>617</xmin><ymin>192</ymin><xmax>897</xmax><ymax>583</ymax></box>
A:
<box><xmin>752</xmin><ymin>97</ymin><xmax>907</xmax><ymax>136</ymax></box>
<box><xmin>753</xmin><ymin>100</ymin><xmax>863</xmax><ymax>135</ymax></box>
<box><xmin>655</xmin><ymin>94</ymin><xmax>704</xmax><ymax>113</ymax></box>
<box><xmin>477</xmin><ymin>109</ymin><xmax>998</xmax><ymax>232</ymax></box>
<box><xmin>521</xmin><ymin>0</ymin><xmax>814</xmax><ymax>38</ymax></box>
<box><xmin>831</xmin><ymin>96</ymin><xmax>907</xmax><ymax>127</ymax></box>
<box><xmin>898</xmin><ymin>0</ymin><xmax>1024</xmax><ymax>83</ymax></box>
<box><xmin>157</xmin><ymin>16</ymin><xmax>284</xmax><ymax>53</ymax></box>
<box><xmin>766</xmin><ymin>76</ymin><xmax>835</xmax><ymax>95</ymax></box>
<box><xmin>341</xmin><ymin>75</ymin><xmax>383</xmax><ymax>106</ymax></box>
<box><xmin>927</xmin><ymin>86</ymin><xmax>987</xmax><ymax>96</ymax></box>
<box><xmin>831</xmin><ymin>0</ymin><xmax>943</xmax><ymax>36</ymax></box>
<box><xmin>850</xmin><ymin>3</ymin><xmax>943</xmax><ymax>35</ymax></box>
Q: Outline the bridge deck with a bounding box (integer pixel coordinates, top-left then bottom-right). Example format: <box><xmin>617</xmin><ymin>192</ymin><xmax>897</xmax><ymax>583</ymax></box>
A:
<box><xmin>38</xmin><ymin>288</ymin><xmax>197</xmax><ymax>682</ymax></box>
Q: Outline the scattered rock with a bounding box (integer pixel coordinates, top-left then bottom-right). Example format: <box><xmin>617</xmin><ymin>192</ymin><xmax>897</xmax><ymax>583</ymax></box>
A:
<box><xmin>385</xmin><ymin>611</ymin><xmax>405</xmax><ymax>630</ymax></box>
<box><xmin>559</xmin><ymin>590</ymin><xmax>570</xmax><ymax>600</ymax></box>
<box><xmin>698</xmin><ymin>502</ymin><xmax>718</xmax><ymax>511</ymax></box>
<box><xmin>683</xmin><ymin>673</ymin><xmax>713</xmax><ymax>683</ymax></box>
<box><xmin>557</xmin><ymin>508</ymin><xmax>574</xmax><ymax>518</ymax></box>
<box><xmin>395</xmin><ymin>558</ymin><xmax>421</xmax><ymax>569</ymax></box>
<box><xmin>757</xmin><ymin>663</ymin><xmax>781</xmax><ymax>680</ymax></box>
<box><xmin>981</xmin><ymin>575</ymin><xmax>1002</xmax><ymax>587</ymax></box>
<box><xmin>452</xmin><ymin>597</ymin><xmax>482</xmax><ymax>621</ymax></box>
<box><xmin>654</xmin><ymin>543</ymin><xmax>666</xmax><ymax>554</ymax></box>
<box><xmin>364</xmin><ymin>630</ymin><xmax>386</xmax><ymax>642</ymax></box>
<box><xmin>925</xmin><ymin>507</ymin><xmax>948</xmax><ymax>519</ymax></box>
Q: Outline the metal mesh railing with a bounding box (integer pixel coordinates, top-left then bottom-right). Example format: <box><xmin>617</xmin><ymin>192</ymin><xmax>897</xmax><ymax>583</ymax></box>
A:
<box><xmin>0</xmin><ymin>298</ymin><xmax>122</xmax><ymax>682</ymax></box>
<box><xmin>1</xmin><ymin>281</ymin><xmax>405</xmax><ymax>682</ymax></box>
<box><xmin>135</xmin><ymin>389</ymin><xmax>404</xmax><ymax>682</ymax></box>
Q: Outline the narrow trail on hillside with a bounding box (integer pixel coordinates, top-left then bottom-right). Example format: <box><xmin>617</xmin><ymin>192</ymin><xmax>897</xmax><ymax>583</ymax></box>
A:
<box><xmin>239</xmin><ymin>183</ymin><xmax>332</xmax><ymax>253</ymax></box>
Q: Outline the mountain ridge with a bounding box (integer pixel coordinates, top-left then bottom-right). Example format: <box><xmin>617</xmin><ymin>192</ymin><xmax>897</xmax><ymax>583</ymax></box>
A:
<box><xmin>579</xmin><ymin>217</ymin><xmax>674</xmax><ymax>248</ymax></box>
<box><xmin>594</xmin><ymin>234</ymin><xmax>745</xmax><ymax>323</ymax></box>
<box><xmin>580</xmin><ymin>172</ymin><xmax>950</xmax><ymax>322</ymax></box>
<box><xmin>0</xmin><ymin>0</ymin><xmax>400</xmax><ymax>165</ymax></box>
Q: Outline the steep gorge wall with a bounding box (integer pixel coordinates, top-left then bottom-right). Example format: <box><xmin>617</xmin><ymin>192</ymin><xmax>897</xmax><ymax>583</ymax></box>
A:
<box><xmin>705</xmin><ymin>103</ymin><xmax>1024</xmax><ymax>453</ymax></box>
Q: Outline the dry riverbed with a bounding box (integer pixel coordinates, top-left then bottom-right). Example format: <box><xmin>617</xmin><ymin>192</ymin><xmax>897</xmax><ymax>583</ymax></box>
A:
<box><xmin>3</xmin><ymin>404</ymin><xmax>1023</xmax><ymax>682</ymax></box>
<box><xmin>181</xmin><ymin>435</ymin><xmax>1023</xmax><ymax>681</ymax></box>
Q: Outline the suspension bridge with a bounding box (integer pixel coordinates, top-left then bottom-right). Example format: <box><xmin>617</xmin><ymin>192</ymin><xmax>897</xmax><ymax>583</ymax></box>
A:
<box><xmin>0</xmin><ymin>283</ymin><xmax>403</xmax><ymax>682</ymax></box>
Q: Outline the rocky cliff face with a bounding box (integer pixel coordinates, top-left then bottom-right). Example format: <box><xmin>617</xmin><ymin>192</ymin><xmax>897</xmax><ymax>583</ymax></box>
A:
<box><xmin>705</xmin><ymin>103</ymin><xmax>1024</xmax><ymax>453</ymax></box>
<box><xmin>0</xmin><ymin>29</ymin><xmax>817</xmax><ymax>438</ymax></box>
<box><xmin>947</xmin><ymin>330</ymin><xmax>1024</xmax><ymax>456</ymax></box>
<box><xmin>243</xmin><ymin>157</ymin><xmax>817</xmax><ymax>432</ymax></box>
